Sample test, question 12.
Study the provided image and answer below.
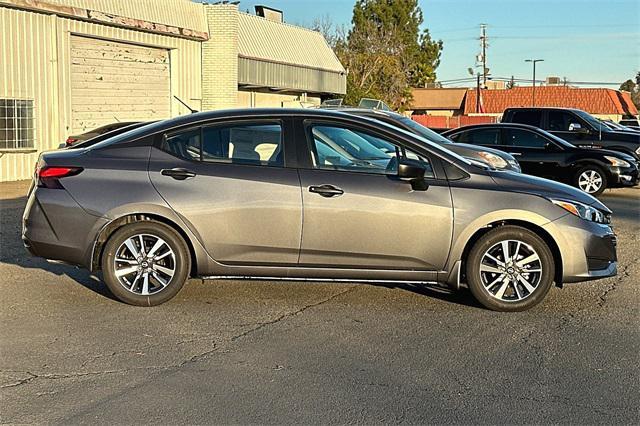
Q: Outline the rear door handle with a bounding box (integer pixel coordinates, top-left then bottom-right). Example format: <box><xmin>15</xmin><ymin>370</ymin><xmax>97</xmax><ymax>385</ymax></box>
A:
<box><xmin>161</xmin><ymin>168</ymin><xmax>196</xmax><ymax>180</ymax></box>
<box><xmin>309</xmin><ymin>184</ymin><xmax>344</xmax><ymax>198</ymax></box>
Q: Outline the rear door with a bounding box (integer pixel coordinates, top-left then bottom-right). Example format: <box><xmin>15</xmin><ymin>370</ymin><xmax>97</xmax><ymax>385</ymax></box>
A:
<box><xmin>296</xmin><ymin>120</ymin><xmax>453</xmax><ymax>272</ymax></box>
<box><xmin>148</xmin><ymin>119</ymin><xmax>302</xmax><ymax>266</ymax></box>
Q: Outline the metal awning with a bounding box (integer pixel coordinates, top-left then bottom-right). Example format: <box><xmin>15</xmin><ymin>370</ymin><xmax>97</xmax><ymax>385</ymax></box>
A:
<box><xmin>237</xmin><ymin>13</ymin><xmax>346</xmax><ymax>94</ymax></box>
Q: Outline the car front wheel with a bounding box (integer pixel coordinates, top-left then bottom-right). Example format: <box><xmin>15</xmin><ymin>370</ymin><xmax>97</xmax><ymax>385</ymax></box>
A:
<box><xmin>574</xmin><ymin>165</ymin><xmax>607</xmax><ymax>196</ymax></box>
<box><xmin>466</xmin><ymin>226</ymin><xmax>555</xmax><ymax>312</ymax></box>
<box><xmin>101</xmin><ymin>221</ymin><xmax>191</xmax><ymax>306</ymax></box>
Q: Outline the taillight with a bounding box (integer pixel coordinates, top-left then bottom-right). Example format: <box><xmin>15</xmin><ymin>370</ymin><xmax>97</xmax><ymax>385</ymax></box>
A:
<box><xmin>38</xmin><ymin>166</ymin><xmax>83</xmax><ymax>188</ymax></box>
<box><xmin>65</xmin><ymin>137</ymin><xmax>78</xmax><ymax>147</ymax></box>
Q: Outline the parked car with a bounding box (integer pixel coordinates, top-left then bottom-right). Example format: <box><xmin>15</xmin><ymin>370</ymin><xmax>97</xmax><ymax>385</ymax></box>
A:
<box><xmin>64</xmin><ymin>122</ymin><xmax>153</xmax><ymax>149</ymax></box>
<box><xmin>23</xmin><ymin>109</ymin><xmax>618</xmax><ymax>311</ymax></box>
<box><xmin>501</xmin><ymin>107</ymin><xmax>640</xmax><ymax>159</ymax></box>
<box><xmin>65</xmin><ymin>122</ymin><xmax>140</xmax><ymax>147</ymax></box>
<box><xmin>323</xmin><ymin>107</ymin><xmax>521</xmax><ymax>172</ymax></box>
<box><xmin>619</xmin><ymin>117</ymin><xmax>640</xmax><ymax>129</ymax></box>
<box><xmin>443</xmin><ymin>123</ymin><xmax>639</xmax><ymax>196</ymax></box>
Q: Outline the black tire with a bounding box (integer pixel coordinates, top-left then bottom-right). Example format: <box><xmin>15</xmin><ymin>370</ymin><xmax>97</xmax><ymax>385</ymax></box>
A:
<box><xmin>101</xmin><ymin>221</ymin><xmax>191</xmax><ymax>306</ymax></box>
<box><xmin>573</xmin><ymin>165</ymin><xmax>607</xmax><ymax>196</ymax></box>
<box><xmin>466</xmin><ymin>226</ymin><xmax>555</xmax><ymax>312</ymax></box>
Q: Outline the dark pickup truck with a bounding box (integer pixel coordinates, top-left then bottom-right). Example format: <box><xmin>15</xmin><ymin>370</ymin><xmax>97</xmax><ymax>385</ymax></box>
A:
<box><xmin>502</xmin><ymin>107</ymin><xmax>640</xmax><ymax>159</ymax></box>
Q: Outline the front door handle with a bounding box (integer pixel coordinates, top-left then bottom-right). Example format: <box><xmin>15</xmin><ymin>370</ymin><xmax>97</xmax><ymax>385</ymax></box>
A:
<box><xmin>309</xmin><ymin>184</ymin><xmax>344</xmax><ymax>198</ymax></box>
<box><xmin>161</xmin><ymin>168</ymin><xmax>196</xmax><ymax>180</ymax></box>
<box><xmin>508</xmin><ymin>152</ymin><xmax>522</xmax><ymax>156</ymax></box>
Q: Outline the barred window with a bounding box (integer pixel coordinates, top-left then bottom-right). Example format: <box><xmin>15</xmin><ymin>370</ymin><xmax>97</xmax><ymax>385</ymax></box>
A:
<box><xmin>0</xmin><ymin>99</ymin><xmax>35</xmax><ymax>150</ymax></box>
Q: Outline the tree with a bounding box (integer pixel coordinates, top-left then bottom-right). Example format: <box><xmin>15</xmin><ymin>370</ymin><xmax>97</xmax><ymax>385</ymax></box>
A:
<box><xmin>506</xmin><ymin>75</ymin><xmax>516</xmax><ymax>89</ymax></box>
<box><xmin>337</xmin><ymin>0</ymin><xmax>442</xmax><ymax>110</ymax></box>
<box><xmin>619</xmin><ymin>71</ymin><xmax>640</xmax><ymax>111</ymax></box>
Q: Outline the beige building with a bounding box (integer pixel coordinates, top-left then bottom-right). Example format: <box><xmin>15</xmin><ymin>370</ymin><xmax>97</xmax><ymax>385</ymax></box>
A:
<box><xmin>202</xmin><ymin>4</ymin><xmax>346</xmax><ymax>110</ymax></box>
<box><xmin>0</xmin><ymin>0</ymin><xmax>206</xmax><ymax>181</ymax></box>
<box><xmin>0</xmin><ymin>1</ymin><xmax>346</xmax><ymax>182</ymax></box>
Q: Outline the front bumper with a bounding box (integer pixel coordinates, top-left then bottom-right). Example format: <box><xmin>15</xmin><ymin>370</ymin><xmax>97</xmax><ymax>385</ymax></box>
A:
<box><xmin>608</xmin><ymin>164</ymin><xmax>640</xmax><ymax>188</ymax></box>
<box><xmin>543</xmin><ymin>213</ymin><xmax>617</xmax><ymax>284</ymax></box>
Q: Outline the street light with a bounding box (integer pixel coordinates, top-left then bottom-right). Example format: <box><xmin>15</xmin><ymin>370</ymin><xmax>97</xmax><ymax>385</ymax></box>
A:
<box><xmin>525</xmin><ymin>59</ymin><xmax>544</xmax><ymax>106</ymax></box>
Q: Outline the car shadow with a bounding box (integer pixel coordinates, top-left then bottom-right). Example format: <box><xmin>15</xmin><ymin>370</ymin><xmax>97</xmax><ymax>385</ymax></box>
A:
<box><xmin>2</xmin><ymin>193</ymin><xmax>481</xmax><ymax>308</ymax></box>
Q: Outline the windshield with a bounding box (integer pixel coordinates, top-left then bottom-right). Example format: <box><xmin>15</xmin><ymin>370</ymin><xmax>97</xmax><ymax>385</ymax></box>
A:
<box><xmin>575</xmin><ymin>110</ymin><xmax>610</xmax><ymax>132</ymax></box>
<box><xmin>396</xmin><ymin>116</ymin><xmax>452</xmax><ymax>144</ymax></box>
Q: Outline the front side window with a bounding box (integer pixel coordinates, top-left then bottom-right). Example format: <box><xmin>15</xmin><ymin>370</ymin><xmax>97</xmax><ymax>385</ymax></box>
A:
<box><xmin>505</xmin><ymin>129</ymin><xmax>548</xmax><ymax>148</ymax></box>
<box><xmin>456</xmin><ymin>128</ymin><xmax>500</xmax><ymax>145</ymax></box>
<box><xmin>160</xmin><ymin>123</ymin><xmax>283</xmax><ymax>167</ymax></box>
<box><xmin>308</xmin><ymin>124</ymin><xmax>433</xmax><ymax>177</ymax></box>
<box><xmin>0</xmin><ymin>99</ymin><xmax>35</xmax><ymax>150</ymax></box>
<box><xmin>510</xmin><ymin>110</ymin><xmax>542</xmax><ymax>127</ymax></box>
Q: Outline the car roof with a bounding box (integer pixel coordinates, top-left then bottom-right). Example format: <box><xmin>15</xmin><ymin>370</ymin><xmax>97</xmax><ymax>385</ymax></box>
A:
<box><xmin>504</xmin><ymin>107</ymin><xmax>583</xmax><ymax>113</ymax></box>
<box><xmin>319</xmin><ymin>106</ymin><xmax>406</xmax><ymax>120</ymax></box>
<box><xmin>442</xmin><ymin>123</ymin><xmax>544</xmax><ymax>133</ymax></box>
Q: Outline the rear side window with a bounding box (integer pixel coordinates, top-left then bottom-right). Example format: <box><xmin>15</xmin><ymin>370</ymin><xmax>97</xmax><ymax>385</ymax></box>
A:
<box><xmin>505</xmin><ymin>129</ymin><xmax>547</xmax><ymax>148</ymax></box>
<box><xmin>202</xmin><ymin>124</ymin><xmax>282</xmax><ymax>166</ymax></box>
<box><xmin>455</xmin><ymin>129</ymin><xmax>500</xmax><ymax>145</ymax></box>
<box><xmin>161</xmin><ymin>123</ymin><xmax>284</xmax><ymax>167</ymax></box>
<box><xmin>509</xmin><ymin>110</ymin><xmax>542</xmax><ymax>127</ymax></box>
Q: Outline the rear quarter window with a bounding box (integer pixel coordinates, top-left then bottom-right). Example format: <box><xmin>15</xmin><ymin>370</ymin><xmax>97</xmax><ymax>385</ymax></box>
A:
<box><xmin>509</xmin><ymin>110</ymin><xmax>543</xmax><ymax>127</ymax></box>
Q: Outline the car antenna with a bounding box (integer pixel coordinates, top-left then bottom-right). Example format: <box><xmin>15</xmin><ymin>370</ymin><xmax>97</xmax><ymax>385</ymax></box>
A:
<box><xmin>174</xmin><ymin>96</ymin><xmax>198</xmax><ymax>114</ymax></box>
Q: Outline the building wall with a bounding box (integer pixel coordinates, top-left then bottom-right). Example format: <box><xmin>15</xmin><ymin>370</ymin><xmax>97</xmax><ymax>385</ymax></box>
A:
<box><xmin>0</xmin><ymin>5</ymin><xmax>202</xmax><ymax>181</ymax></box>
<box><xmin>237</xmin><ymin>90</ymin><xmax>320</xmax><ymax>108</ymax></box>
<box><xmin>201</xmin><ymin>4</ymin><xmax>238</xmax><ymax>110</ymax></box>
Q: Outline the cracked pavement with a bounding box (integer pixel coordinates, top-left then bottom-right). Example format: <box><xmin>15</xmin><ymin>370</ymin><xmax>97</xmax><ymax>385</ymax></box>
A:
<box><xmin>1</xmin><ymin>181</ymin><xmax>639</xmax><ymax>424</ymax></box>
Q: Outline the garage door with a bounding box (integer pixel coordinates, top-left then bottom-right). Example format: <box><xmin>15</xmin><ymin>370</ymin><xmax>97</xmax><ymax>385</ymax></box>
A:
<box><xmin>70</xmin><ymin>36</ymin><xmax>171</xmax><ymax>133</ymax></box>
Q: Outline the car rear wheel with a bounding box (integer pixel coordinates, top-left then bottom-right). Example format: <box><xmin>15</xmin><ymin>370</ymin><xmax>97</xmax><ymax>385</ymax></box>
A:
<box><xmin>101</xmin><ymin>221</ymin><xmax>191</xmax><ymax>306</ymax></box>
<box><xmin>574</xmin><ymin>165</ymin><xmax>607</xmax><ymax>196</ymax></box>
<box><xmin>466</xmin><ymin>226</ymin><xmax>555</xmax><ymax>312</ymax></box>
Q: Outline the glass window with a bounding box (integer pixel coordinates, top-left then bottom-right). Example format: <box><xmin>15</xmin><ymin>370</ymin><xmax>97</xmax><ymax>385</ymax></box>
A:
<box><xmin>505</xmin><ymin>129</ymin><xmax>547</xmax><ymax>148</ymax></box>
<box><xmin>308</xmin><ymin>124</ymin><xmax>433</xmax><ymax>177</ymax></box>
<box><xmin>456</xmin><ymin>128</ymin><xmax>500</xmax><ymax>145</ymax></box>
<box><xmin>203</xmin><ymin>124</ymin><xmax>282</xmax><ymax>166</ymax></box>
<box><xmin>0</xmin><ymin>99</ymin><xmax>35</xmax><ymax>150</ymax></box>
<box><xmin>510</xmin><ymin>110</ymin><xmax>542</xmax><ymax>127</ymax></box>
<box><xmin>161</xmin><ymin>128</ymin><xmax>201</xmax><ymax>161</ymax></box>
<box><xmin>548</xmin><ymin>111</ymin><xmax>575</xmax><ymax>131</ymax></box>
<box><xmin>161</xmin><ymin>123</ymin><xmax>284</xmax><ymax>167</ymax></box>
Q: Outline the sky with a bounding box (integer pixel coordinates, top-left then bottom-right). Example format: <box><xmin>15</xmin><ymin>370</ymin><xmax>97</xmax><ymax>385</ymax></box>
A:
<box><xmin>230</xmin><ymin>0</ymin><xmax>639</xmax><ymax>88</ymax></box>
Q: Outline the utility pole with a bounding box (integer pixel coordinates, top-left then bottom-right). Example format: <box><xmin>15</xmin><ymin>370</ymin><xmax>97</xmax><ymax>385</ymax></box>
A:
<box><xmin>525</xmin><ymin>59</ymin><xmax>544</xmax><ymax>106</ymax></box>
<box><xmin>479</xmin><ymin>24</ymin><xmax>488</xmax><ymax>87</ymax></box>
<box><xmin>476</xmin><ymin>74</ymin><xmax>481</xmax><ymax>113</ymax></box>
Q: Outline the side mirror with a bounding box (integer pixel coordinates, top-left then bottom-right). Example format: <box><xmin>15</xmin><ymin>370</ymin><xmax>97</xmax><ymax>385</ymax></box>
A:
<box><xmin>397</xmin><ymin>158</ymin><xmax>428</xmax><ymax>190</ymax></box>
<box><xmin>569</xmin><ymin>123</ymin><xmax>589</xmax><ymax>134</ymax></box>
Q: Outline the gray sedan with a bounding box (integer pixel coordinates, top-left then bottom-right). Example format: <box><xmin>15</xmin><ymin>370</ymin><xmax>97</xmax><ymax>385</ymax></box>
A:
<box><xmin>23</xmin><ymin>109</ymin><xmax>617</xmax><ymax>311</ymax></box>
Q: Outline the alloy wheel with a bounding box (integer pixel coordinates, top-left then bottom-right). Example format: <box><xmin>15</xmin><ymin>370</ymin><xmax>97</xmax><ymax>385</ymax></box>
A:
<box><xmin>578</xmin><ymin>169</ymin><xmax>603</xmax><ymax>194</ymax></box>
<box><xmin>113</xmin><ymin>233</ymin><xmax>176</xmax><ymax>296</ymax></box>
<box><xmin>479</xmin><ymin>239</ymin><xmax>543</xmax><ymax>302</ymax></box>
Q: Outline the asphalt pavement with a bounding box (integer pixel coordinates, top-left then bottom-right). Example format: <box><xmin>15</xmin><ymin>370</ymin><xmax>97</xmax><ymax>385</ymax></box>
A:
<box><xmin>1</xmin><ymin>180</ymin><xmax>639</xmax><ymax>424</ymax></box>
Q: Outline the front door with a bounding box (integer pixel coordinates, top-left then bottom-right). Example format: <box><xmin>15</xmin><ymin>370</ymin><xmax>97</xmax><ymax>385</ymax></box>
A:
<box><xmin>148</xmin><ymin>120</ymin><xmax>302</xmax><ymax>266</ymax></box>
<box><xmin>297</xmin><ymin>122</ymin><xmax>453</xmax><ymax>271</ymax></box>
<box><xmin>502</xmin><ymin>128</ymin><xmax>562</xmax><ymax>178</ymax></box>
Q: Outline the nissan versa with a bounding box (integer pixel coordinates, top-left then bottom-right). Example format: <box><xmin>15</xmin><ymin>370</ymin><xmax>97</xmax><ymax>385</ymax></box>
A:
<box><xmin>22</xmin><ymin>109</ymin><xmax>618</xmax><ymax>311</ymax></box>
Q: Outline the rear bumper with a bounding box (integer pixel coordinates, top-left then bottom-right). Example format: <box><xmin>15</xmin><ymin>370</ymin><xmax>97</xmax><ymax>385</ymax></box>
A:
<box><xmin>543</xmin><ymin>214</ymin><xmax>617</xmax><ymax>284</ymax></box>
<box><xmin>22</xmin><ymin>187</ymin><xmax>107</xmax><ymax>268</ymax></box>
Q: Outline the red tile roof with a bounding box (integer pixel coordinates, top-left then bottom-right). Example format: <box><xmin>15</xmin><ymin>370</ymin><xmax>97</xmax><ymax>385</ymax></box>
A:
<box><xmin>464</xmin><ymin>86</ymin><xmax>638</xmax><ymax>115</ymax></box>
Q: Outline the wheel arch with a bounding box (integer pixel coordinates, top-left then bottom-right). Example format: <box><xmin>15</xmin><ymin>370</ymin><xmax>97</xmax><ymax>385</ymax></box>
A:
<box><xmin>458</xmin><ymin>220</ymin><xmax>563</xmax><ymax>288</ymax></box>
<box><xmin>91</xmin><ymin>213</ymin><xmax>198</xmax><ymax>277</ymax></box>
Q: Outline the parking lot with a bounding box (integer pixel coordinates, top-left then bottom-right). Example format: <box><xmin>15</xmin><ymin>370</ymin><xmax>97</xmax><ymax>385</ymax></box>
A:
<box><xmin>1</xmin><ymin>180</ymin><xmax>638</xmax><ymax>423</ymax></box>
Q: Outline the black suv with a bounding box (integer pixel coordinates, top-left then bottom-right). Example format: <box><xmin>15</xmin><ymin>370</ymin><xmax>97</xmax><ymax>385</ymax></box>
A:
<box><xmin>501</xmin><ymin>107</ymin><xmax>640</xmax><ymax>159</ymax></box>
<box><xmin>443</xmin><ymin>123</ymin><xmax>639</xmax><ymax>196</ymax></box>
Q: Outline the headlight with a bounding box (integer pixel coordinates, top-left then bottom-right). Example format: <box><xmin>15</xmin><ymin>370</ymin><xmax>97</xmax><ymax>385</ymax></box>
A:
<box><xmin>508</xmin><ymin>159</ymin><xmax>522</xmax><ymax>172</ymax></box>
<box><xmin>635</xmin><ymin>146</ymin><xmax>640</xmax><ymax>155</ymax></box>
<box><xmin>605</xmin><ymin>155</ymin><xmax>631</xmax><ymax>167</ymax></box>
<box><xmin>551</xmin><ymin>199</ymin><xmax>610</xmax><ymax>224</ymax></box>
<box><xmin>476</xmin><ymin>151</ymin><xmax>509</xmax><ymax>169</ymax></box>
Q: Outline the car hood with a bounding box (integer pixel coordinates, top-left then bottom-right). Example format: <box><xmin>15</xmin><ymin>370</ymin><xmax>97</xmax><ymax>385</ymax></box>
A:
<box><xmin>489</xmin><ymin>170</ymin><xmax>611</xmax><ymax>213</ymax></box>
<box><xmin>578</xmin><ymin>147</ymin><xmax>637</xmax><ymax>163</ymax></box>
<box><xmin>601</xmin><ymin>129</ymin><xmax>640</xmax><ymax>142</ymax></box>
